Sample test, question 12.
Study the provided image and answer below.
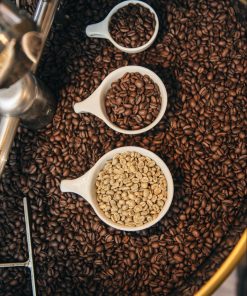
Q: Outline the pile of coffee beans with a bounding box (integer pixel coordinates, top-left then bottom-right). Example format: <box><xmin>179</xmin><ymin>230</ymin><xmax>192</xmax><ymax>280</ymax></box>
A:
<box><xmin>0</xmin><ymin>268</ymin><xmax>31</xmax><ymax>295</ymax></box>
<box><xmin>109</xmin><ymin>3</ymin><xmax>156</xmax><ymax>48</ymax></box>
<box><xmin>1</xmin><ymin>0</ymin><xmax>246</xmax><ymax>295</ymax></box>
<box><xmin>96</xmin><ymin>151</ymin><xmax>167</xmax><ymax>227</ymax></box>
<box><xmin>105</xmin><ymin>72</ymin><xmax>161</xmax><ymax>130</ymax></box>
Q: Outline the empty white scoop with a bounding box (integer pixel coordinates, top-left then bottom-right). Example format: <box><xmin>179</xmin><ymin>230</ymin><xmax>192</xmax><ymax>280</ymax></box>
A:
<box><xmin>60</xmin><ymin>146</ymin><xmax>174</xmax><ymax>232</ymax></box>
<box><xmin>73</xmin><ymin>65</ymin><xmax>168</xmax><ymax>135</ymax></box>
<box><xmin>86</xmin><ymin>0</ymin><xmax>159</xmax><ymax>54</ymax></box>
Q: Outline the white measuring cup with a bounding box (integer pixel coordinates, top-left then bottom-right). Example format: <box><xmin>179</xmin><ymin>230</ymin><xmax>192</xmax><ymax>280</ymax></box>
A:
<box><xmin>60</xmin><ymin>146</ymin><xmax>174</xmax><ymax>232</ymax></box>
<box><xmin>73</xmin><ymin>65</ymin><xmax>168</xmax><ymax>135</ymax></box>
<box><xmin>86</xmin><ymin>0</ymin><xmax>159</xmax><ymax>54</ymax></box>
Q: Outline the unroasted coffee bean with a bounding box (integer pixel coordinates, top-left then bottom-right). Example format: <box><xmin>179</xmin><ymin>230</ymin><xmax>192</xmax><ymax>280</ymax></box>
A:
<box><xmin>109</xmin><ymin>4</ymin><xmax>156</xmax><ymax>48</ymax></box>
<box><xmin>105</xmin><ymin>72</ymin><xmax>161</xmax><ymax>130</ymax></box>
<box><xmin>96</xmin><ymin>151</ymin><xmax>167</xmax><ymax>226</ymax></box>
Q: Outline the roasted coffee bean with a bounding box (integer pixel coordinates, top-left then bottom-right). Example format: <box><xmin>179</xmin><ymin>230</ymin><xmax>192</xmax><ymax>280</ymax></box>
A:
<box><xmin>105</xmin><ymin>72</ymin><xmax>161</xmax><ymax>130</ymax></box>
<box><xmin>109</xmin><ymin>4</ymin><xmax>156</xmax><ymax>48</ymax></box>
<box><xmin>0</xmin><ymin>268</ymin><xmax>31</xmax><ymax>295</ymax></box>
<box><xmin>0</xmin><ymin>0</ymin><xmax>246</xmax><ymax>295</ymax></box>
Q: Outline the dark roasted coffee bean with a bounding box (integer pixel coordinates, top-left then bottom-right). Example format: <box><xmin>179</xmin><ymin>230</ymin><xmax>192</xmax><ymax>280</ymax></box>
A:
<box><xmin>174</xmin><ymin>254</ymin><xmax>184</xmax><ymax>263</ymax></box>
<box><xmin>105</xmin><ymin>72</ymin><xmax>161</xmax><ymax>130</ymax></box>
<box><xmin>109</xmin><ymin>4</ymin><xmax>156</xmax><ymax>48</ymax></box>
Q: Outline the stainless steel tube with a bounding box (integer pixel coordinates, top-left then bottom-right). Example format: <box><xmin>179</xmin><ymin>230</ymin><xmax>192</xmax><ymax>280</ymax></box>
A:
<box><xmin>0</xmin><ymin>116</ymin><xmax>19</xmax><ymax>176</ymax></box>
<box><xmin>32</xmin><ymin>0</ymin><xmax>60</xmax><ymax>73</ymax></box>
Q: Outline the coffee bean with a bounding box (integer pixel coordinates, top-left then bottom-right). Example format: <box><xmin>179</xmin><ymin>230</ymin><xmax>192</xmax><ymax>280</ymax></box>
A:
<box><xmin>0</xmin><ymin>0</ymin><xmax>246</xmax><ymax>295</ymax></box>
<box><xmin>129</xmin><ymin>251</ymin><xmax>137</xmax><ymax>260</ymax></box>
<box><xmin>207</xmin><ymin>72</ymin><xmax>213</xmax><ymax>80</ymax></box>
<box><xmin>105</xmin><ymin>72</ymin><xmax>161</xmax><ymax>130</ymax></box>
<box><xmin>174</xmin><ymin>254</ymin><xmax>184</xmax><ymax>263</ymax></box>
<box><xmin>192</xmin><ymin>230</ymin><xmax>200</xmax><ymax>238</ymax></box>
<box><xmin>214</xmin><ymin>227</ymin><xmax>223</xmax><ymax>238</ymax></box>
<box><xmin>135</xmin><ymin>79</ymin><xmax>144</xmax><ymax>89</ymax></box>
<box><xmin>109</xmin><ymin>4</ymin><xmax>156</xmax><ymax>48</ymax></box>
<box><xmin>237</xmin><ymin>172</ymin><xmax>245</xmax><ymax>180</ymax></box>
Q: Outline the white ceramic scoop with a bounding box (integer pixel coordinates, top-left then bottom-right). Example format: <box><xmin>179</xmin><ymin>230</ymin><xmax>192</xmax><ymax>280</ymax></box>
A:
<box><xmin>60</xmin><ymin>146</ymin><xmax>174</xmax><ymax>232</ymax></box>
<box><xmin>86</xmin><ymin>0</ymin><xmax>159</xmax><ymax>53</ymax></box>
<box><xmin>73</xmin><ymin>65</ymin><xmax>168</xmax><ymax>135</ymax></box>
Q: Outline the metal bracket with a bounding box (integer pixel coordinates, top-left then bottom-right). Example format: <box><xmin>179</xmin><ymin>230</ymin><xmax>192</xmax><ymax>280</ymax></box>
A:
<box><xmin>0</xmin><ymin>197</ymin><xmax>37</xmax><ymax>296</ymax></box>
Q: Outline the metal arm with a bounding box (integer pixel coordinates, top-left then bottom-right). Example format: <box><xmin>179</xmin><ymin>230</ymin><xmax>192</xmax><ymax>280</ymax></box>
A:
<box><xmin>0</xmin><ymin>0</ymin><xmax>60</xmax><ymax>177</ymax></box>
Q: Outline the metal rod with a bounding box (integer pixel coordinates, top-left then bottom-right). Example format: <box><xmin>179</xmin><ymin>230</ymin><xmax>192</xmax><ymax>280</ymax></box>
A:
<box><xmin>31</xmin><ymin>0</ymin><xmax>60</xmax><ymax>73</ymax></box>
<box><xmin>33</xmin><ymin>0</ymin><xmax>49</xmax><ymax>27</ymax></box>
<box><xmin>0</xmin><ymin>116</ymin><xmax>20</xmax><ymax>177</ymax></box>
<box><xmin>0</xmin><ymin>261</ymin><xmax>29</xmax><ymax>268</ymax></box>
<box><xmin>23</xmin><ymin>197</ymin><xmax>37</xmax><ymax>296</ymax></box>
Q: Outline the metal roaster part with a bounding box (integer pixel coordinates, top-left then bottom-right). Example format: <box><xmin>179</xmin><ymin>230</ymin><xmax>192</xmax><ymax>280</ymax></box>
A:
<box><xmin>0</xmin><ymin>0</ymin><xmax>60</xmax><ymax>177</ymax></box>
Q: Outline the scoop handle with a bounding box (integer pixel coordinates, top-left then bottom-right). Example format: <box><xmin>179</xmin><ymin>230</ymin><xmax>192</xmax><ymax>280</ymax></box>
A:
<box><xmin>86</xmin><ymin>20</ymin><xmax>109</xmax><ymax>39</ymax></box>
<box><xmin>73</xmin><ymin>88</ymin><xmax>105</xmax><ymax>121</ymax></box>
<box><xmin>60</xmin><ymin>170</ymin><xmax>92</xmax><ymax>204</ymax></box>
